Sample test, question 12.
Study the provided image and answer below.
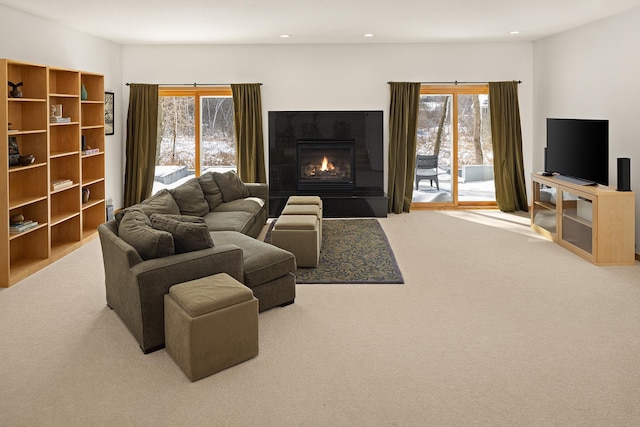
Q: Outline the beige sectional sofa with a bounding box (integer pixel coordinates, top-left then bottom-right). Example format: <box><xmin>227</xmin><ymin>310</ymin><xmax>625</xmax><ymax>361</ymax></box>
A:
<box><xmin>98</xmin><ymin>171</ymin><xmax>296</xmax><ymax>353</ymax></box>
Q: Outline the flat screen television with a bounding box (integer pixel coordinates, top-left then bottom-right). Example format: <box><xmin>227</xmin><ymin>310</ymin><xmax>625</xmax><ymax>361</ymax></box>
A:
<box><xmin>545</xmin><ymin>118</ymin><xmax>609</xmax><ymax>186</ymax></box>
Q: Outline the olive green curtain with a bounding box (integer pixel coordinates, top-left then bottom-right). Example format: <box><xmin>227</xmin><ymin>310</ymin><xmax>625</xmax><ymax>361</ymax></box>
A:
<box><xmin>388</xmin><ymin>82</ymin><xmax>421</xmax><ymax>213</ymax></box>
<box><xmin>124</xmin><ymin>84</ymin><xmax>159</xmax><ymax>207</ymax></box>
<box><xmin>489</xmin><ymin>81</ymin><xmax>528</xmax><ymax>212</ymax></box>
<box><xmin>231</xmin><ymin>84</ymin><xmax>266</xmax><ymax>183</ymax></box>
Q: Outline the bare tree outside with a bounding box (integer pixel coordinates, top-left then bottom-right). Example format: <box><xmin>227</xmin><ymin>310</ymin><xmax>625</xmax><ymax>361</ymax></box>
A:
<box><xmin>157</xmin><ymin>96</ymin><xmax>196</xmax><ymax>168</ymax></box>
<box><xmin>417</xmin><ymin>95</ymin><xmax>452</xmax><ymax>167</ymax></box>
<box><xmin>457</xmin><ymin>94</ymin><xmax>491</xmax><ymax>166</ymax></box>
<box><xmin>157</xmin><ymin>96</ymin><xmax>235</xmax><ymax>171</ymax></box>
<box><xmin>200</xmin><ymin>96</ymin><xmax>235</xmax><ymax>169</ymax></box>
<box><xmin>471</xmin><ymin>95</ymin><xmax>483</xmax><ymax>164</ymax></box>
<box><xmin>417</xmin><ymin>94</ymin><xmax>492</xmax><ymax>167</ymax></box>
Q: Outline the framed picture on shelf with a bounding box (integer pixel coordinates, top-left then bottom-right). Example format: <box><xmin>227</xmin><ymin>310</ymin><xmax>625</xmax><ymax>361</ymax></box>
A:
<box><xmin>105</xmin><ymin>91</ymin><xmax>114</xmax><ymax>135</ymax></box>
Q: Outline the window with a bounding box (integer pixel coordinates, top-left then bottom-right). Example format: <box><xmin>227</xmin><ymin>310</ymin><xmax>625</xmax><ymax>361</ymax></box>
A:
<box><xmin>154</xmin><ymin>87</ymin><xmax>235</xmax><ymax>193</ymax></box>
<box><xmin>412</xmin><ymin>85</ymin><xmax>496</xmax><ymax>208</ymax></box>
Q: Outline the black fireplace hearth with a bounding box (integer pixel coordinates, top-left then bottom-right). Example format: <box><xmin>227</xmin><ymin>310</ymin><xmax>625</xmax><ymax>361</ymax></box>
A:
<box><xmin>269</xmin><ymin>110</ymin><xmax>387</xmax><ymax>217</ymax></box>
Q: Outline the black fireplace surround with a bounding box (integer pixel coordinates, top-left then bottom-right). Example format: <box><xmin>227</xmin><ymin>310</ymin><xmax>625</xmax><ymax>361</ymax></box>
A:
<box><xmin>269</xmin><ymin>110</ymin><xmax>387</xmax><ymax>217</ymax></box>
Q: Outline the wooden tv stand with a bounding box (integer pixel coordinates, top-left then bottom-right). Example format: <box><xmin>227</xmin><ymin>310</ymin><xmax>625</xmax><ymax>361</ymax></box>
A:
<box><xmin>531</xmin><ymin>174</ymin><xmax>636</xmax><ymax>265</ymax></box>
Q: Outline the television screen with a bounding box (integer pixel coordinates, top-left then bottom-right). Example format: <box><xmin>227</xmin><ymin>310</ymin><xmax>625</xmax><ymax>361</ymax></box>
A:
<box><xmin>545</xmin><ymin>118</ymin><xmax>609</xmax><ymax>186</ymax></box>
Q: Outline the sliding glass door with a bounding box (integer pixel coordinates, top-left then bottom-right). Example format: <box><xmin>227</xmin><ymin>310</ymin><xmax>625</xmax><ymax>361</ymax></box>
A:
<box><xmin>412</xmin><ymin>85</ymin><xmax>496</xmax><ymax>208</ymax></box>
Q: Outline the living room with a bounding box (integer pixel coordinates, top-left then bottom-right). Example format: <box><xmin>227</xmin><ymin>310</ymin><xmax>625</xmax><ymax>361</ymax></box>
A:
<box><xmin>3</xmin><ymin>4</ymin><xmax>640</xmax><ymax>237</ymax></box>
<box><xmin>1</xmin><ymin>2</ymin><xmax>640</xmax><ymax>425</ymax></box>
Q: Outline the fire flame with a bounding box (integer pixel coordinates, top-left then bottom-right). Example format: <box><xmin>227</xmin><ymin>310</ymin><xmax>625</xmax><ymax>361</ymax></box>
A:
<box><xmin>320</xmin><ymin>156</ymin><xmax>335</xmax><ymax>171</ymax></box>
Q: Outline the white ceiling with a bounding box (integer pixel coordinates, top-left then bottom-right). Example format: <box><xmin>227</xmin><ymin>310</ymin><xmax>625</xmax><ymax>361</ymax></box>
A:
<box><xmin>3</xmin><ymin>0</ymin><xmax>640</xmax><ymax>45</ymax></box>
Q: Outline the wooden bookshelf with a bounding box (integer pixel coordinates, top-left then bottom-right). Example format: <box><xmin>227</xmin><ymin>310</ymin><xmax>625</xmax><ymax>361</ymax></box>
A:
<box><xmin>1</xmin><ymin>59</ymin><xmax>105</xmax><ymax>287</ymax></box>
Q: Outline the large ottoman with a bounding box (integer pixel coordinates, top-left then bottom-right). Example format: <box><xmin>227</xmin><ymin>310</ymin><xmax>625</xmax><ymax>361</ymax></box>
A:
<box><xmin>164</xmin><ymin>273</ymin><xmax>258</xmax><ymax>381</ymax></box>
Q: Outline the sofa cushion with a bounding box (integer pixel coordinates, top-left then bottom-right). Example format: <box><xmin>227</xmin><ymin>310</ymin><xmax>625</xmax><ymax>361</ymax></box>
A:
<box><xmin>115</xmin><ymin>189</ymin><xmax>181</xmax><ymax>222</ymax></box>
<box><xmin>212</xmin><ymin>197</ymin><xmax>265</xmax><ymax>215</ymax></box>
<box><xmin>169</xmin><ymin>178</ymin><xmax>210</xmax><ymax>216</ymax></box>
<box><xmin>152</xmin><ymin>213</ymin><xmax>206</xmax><ymax>224</ymax></box>
<box><xmin>198</xmin><ymin>172</ymin><xmax>224</xmax><ymax>211</ymax></box>
<box><xmin>212</xmin><ymin>171</ymin><xmax>250</xmax><ymax>202</ymax></box>
<box><xmin>210</xmin><ymin>231</ymin><xmax>296</xmax><ymax>288</ymax></box>
<box><xmin>150</xmin><ymin>213</ymin><xmax>214</xmax><ymax>254</ymax></box>
<box><xmin>203</xmin><ymin>211</ymin><xmax>254</xmax><ymax>234</ymax></box>
<box><xmin>118</xmin><ymin>209</ymin><xmax>175</xmax><ymax>260</ymax></box>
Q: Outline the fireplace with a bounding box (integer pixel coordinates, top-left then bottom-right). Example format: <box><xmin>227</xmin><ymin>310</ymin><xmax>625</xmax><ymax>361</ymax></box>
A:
<box><xmin>269</xmin><ymin>110</ymin><xmax>387</xmax><ymax>217</ymax></box>
<box><xmin>297</xmin><ymin>141</ymin><xmax>355</xmax><ymax>191</ymax></box>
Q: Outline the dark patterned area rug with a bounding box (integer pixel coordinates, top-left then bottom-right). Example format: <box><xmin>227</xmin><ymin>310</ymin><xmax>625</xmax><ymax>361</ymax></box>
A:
<box><xmin>265</xmin><ymin>218</ymin><xmax>404</xmax><ymax>284</ymax></box>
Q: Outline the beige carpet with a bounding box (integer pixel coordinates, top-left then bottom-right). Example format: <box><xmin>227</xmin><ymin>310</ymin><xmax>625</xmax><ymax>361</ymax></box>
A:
<box><xmin>1</xmin><ymin>210</ymin><xmax>639</xmax><ymax>427</ymax></box>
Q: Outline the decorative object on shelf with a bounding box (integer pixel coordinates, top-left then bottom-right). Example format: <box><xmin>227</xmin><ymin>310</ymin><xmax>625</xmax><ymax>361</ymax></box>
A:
<box><xmin>10</xmin><ymin>213</ymin><xmax>24</xmax><ymax>224</ymax></box>
<box><xmin>50</xmin><ymin>104</ymin><xmax>63</xmax><ymax>118</ymax></box>
<box><xmin>18</xmin><ymin>154</ymin><xmax>35</xmax><ymax>166</ymax></box>
<box><xmin>82</xmin><ymin>187</ymin><xmax>91</xmax><ymax>203</ymax></box>
<box><xmin>9</xmin><ymin>136</ymin><xmax>19</xmax><ymax>166</ymax></box>
<box><xmin>81</xmin><ymin>83</ymin><xmax>88</xmax><ymax>100</ymax></box>
<box><xmin>8</xmin><ymin>81</ymin><xmax>23</xmax><ymax>98</ymax></box>
<box><xmin>81</xmin><ymin>135</ymin><xmax>86</xmax><ymax>151</ymax></box>
<box><xmin>105</xmin><ymin>91</ymin><xmax>114</xmax><ymax>135</ymax></box>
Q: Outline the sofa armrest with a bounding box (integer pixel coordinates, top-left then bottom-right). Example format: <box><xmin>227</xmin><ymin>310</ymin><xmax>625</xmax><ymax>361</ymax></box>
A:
<box><xmin>245</xmin><ymin>183</ymin><xmax>269</xmax><ymax>214</ymax></box>
<box><xmin>131</xmin><ymin>244</ymin><xmax>244</xmax><ymax>285</ymax></box>
<box><xmin>98</xmin><ymin>221</ymin><xmax>144</xmax><ymax>269</ymax></box>
<box><xmin>129</xmin><ymin>243</ymin><xmax>245</xmax><ymax>352</ymax></box>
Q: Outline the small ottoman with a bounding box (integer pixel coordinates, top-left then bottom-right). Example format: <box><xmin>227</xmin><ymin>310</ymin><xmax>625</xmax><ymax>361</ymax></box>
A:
<box><xmin>271</xmin><ymin>214</ymin><xmax>320</xmax><ymax>267</ymax></box>
<box><xmin>286</xmin><ymin>195</ymin><xmax>323</xmax><ymax>213</ymax></box>
<box><xmin>164</xmin><ymin>273</ymin><xmax>258</xmax><ymax>381</ymax></box>
<box><xmin>281</xmin><ymin>203</ymin><xmax>323</xmax><ymax>247</ymax></box>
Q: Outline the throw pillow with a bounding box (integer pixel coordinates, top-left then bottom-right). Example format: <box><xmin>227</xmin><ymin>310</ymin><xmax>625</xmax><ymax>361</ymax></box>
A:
<box><xmin>150</xmin><ymin>213</ymin><xmax>214</xmax><ymax>254</ymax></box>
<box><xmin>198</xmin><ymin>172</ymin><xmax>224</xmax><ymax>210</ymax></box>
<box><xmin>169</xmin><ymin>178</ymin><xmax>210</xmax><ymax>216</ymax></box>
<box><xmin>118</xmin><ymin>209</ymin><xmax>175</xmax><ymax>260</ymax></box>
<box><xmin>115</xmin><ymin>189</ymin><xmax>181</xmax><ymax>222</ymax></box>
<box><xmin>212</xmin><ymin>170</ymin><xmax>250</xmax><ymax>203</ymax></box>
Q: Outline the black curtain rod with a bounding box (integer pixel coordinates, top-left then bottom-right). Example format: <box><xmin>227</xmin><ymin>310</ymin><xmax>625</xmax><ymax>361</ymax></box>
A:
<box><xmin>387</xmin><ymin>80</ymin><xmax>522</xmax><ymax>85</ymax></box>
<box><xmin>125</xmin><ymin>83</ymin><xmax>262</xmax><ymax>86</ymax></box>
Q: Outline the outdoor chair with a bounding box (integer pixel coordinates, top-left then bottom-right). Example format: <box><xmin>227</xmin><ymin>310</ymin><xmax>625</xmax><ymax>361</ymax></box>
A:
<box><xmin>415</xmin><ymin>154</ymin><xmax>440</xmax><ymax>190</ymax></box>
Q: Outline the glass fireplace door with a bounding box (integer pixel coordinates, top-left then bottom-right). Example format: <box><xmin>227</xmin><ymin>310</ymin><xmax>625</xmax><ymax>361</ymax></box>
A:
<box><xmin>297</xmin><ymin>141</ymin><xmax>355</xmax><ymax>191</ymax></box>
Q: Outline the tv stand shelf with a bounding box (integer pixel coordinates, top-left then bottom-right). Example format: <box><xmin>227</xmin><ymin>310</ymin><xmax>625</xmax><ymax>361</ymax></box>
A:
<box><xmin>531</xmin><ymin>174</ymin><xmax>635</xmax><ymax>265</ymax></box>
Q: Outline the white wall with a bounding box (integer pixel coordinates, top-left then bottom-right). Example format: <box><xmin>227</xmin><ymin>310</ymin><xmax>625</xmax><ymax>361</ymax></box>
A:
<box><xmin>0</xmin><ymin>5</ymin><xmax>123</xmax><ymax>208</ymax></box>
<box><xmin>534</xmin><ymin>7</ymin><xmax>640</xmax><ymax>253</ymax></box>
<box><xmin>123</xmin><ymin>42</ymin><xmax>534</xmax><ymax>201</ymax></box>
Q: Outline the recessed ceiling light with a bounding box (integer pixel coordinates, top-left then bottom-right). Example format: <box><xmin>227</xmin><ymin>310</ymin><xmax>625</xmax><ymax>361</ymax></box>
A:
<box><xmin>363</xmin><ymin>33</ymin><xmax>374</xmax><ymax>37</ymax></box>
<box><xmin>509</xmin><ymin>30</ymin><xmax>521</xmax><ymax>35</ymax></box>
<box><xmin>280</xmin><ymin>34</ymin><xmax>291</xmax><ymax>38</ymax></box>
